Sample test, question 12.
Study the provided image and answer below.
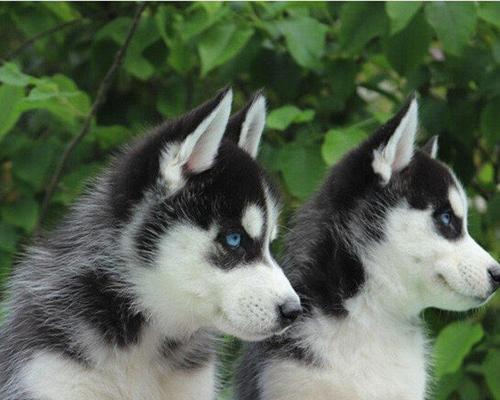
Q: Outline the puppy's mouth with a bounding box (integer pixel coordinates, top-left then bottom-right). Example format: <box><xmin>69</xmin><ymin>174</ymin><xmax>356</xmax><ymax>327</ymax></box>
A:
<box><xmin>228</xmin><ymin>325</ymin><xmax>284</xmax><ymax>342</ymax></box>
<box><xmin>218</xmin><ymin>311</ymin><xmax>284</xmax><ymax>341</ymax></box>
<box><xmin>436</xmin><ymin>274</ymin><xmax>485</xmax><ymax>303</ymax></box>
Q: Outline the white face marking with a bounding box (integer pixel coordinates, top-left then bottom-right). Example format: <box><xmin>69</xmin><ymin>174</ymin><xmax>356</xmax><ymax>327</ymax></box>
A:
<box><xmin>448</xmin><ymin>186</ymin><xmax>465</xmax><ymax>218</ymax></box>
<box><xmin>241</xmin><ymin>204</ymin><xmax>264</xmax><ymax>240</ymax></box>
<box><xmin>363</xmin><ymin>200</ymin><xmax>497</xmax><ymax>314</ymax></box>
<box><xmin>130</xmin><ymin>202</ymin><xmax>298</xmax><ymax>341</ymax></box>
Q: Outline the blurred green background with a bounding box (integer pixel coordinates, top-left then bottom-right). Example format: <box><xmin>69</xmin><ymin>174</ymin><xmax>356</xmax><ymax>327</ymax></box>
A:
<box><xmin>0</xmin><ymin>2</ymin><xmax>498</xmax><ymax>399</ymax></box>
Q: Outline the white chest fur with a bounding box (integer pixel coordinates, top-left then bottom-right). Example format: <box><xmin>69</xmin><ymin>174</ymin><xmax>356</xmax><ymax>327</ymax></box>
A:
<box><xmin>261</xmin><ymin>303</ymin><xmax>429</xmax><ymax>400</ymax></box>
<box><xmin>20</xmin><ymin>332</ymin><xmax>217</xmax><ymax>400</ymax></box>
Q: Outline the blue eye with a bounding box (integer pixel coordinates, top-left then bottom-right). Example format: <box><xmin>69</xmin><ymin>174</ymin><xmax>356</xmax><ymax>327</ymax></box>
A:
<box><xmin>439</xmin><ymin>211</ymin><xmax>452</xmax><ymax>226</ymax></box>
<box><xmin>225</xmin><ymin>232</ymin><xmax>241</xmax><ymax>248</ymax></box>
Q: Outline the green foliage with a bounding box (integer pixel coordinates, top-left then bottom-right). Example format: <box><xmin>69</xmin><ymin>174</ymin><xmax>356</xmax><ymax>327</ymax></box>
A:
<box><xmin>322</xmin><ymin>126</ymin><xmax>367</xmax><ymax>165</ymax></box>
<box><xmin>199</xmin><ymin>24</ymin><xmax>254</xmax><ymax>77</ymax></box>
<box><xmin>434</xmin><ymin>322</ymin><xmax>484</xmax><ymax>379</ymax></box>
<box><xmin>0</xmin><ymin>2</ymin><xmax>498</xmax><ymax>399</ymax></box>
<box><xmin>267</xmin><ymin>105</ymin><xmax>315</xmax><ymax>131</ymax></box>
<box><xmin>385</xmin><ymin>1</ymin><xmax>422</xmax><ymax>34</ymax></box>
<box><xmin>340</xmin><ymin>2</ymin><xmax>389</xmax><ymax>55</ymax></box>
<box><xmin>278</xmin><ymin>15</ymin><xmax>328</xmax><ymax>69</ymax></box>
<box><xmin>425</xmin><ymin>2</ymin><xmax>477</xmax><ymax>56</ymax></box>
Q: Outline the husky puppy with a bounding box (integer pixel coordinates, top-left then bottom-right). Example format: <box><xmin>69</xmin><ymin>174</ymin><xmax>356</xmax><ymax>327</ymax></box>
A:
<box><xmin>236</xmin><ymin>97</ymin><xmax>500</xmax><ymax>400</ymax></box>
<box><xmin>0</xmin><ymin>88</ymin><xmax>301</xmax><ymax>400</ymax></box>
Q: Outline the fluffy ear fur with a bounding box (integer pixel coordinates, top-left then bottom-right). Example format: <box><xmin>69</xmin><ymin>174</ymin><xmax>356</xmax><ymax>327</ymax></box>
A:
<box><xmin>421</xmin><ymin>135</ymin><xmax>438</xmax><ymax>159</ymax></box>
<box><xmin>372</xmin><ymin>98</ymin><xmax>419</xmax><ymax>184</ymax></box>
<box><xmin>160</xmin><ymin>88</ymin><xmax>233</xmax><ymax>189</ymax></box>
<box><xmin>226</xmin><ymin>92</ymin><xmax>267</xmax><ymax>158</ymax></box>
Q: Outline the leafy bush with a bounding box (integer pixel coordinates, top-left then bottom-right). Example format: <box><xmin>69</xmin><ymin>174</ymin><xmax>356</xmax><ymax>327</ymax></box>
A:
<box><xmin>0</xmin><ymin>2</ymin><xmax>498</xmax><ymax>399</ymax></box>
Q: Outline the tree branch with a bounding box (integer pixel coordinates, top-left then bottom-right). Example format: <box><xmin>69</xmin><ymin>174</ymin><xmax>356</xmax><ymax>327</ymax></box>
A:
<box><xmin>358</xmin><ymin>83</ymin><xmax>400</xmax><ymax>105</ymax></box>
<box><xmin>37</xmin><ymin>2</ymin><xmax>147</xmax><ymax>228</ymax></box>
<box><xmin>4</xmin><ymin>18</ymin><xmax>85</xmax><ymax>61</ymax></box>
<box><xmin>2</xmin><ymin>9</ymin><xmax>117</xmax><ymax>62</ymax></box>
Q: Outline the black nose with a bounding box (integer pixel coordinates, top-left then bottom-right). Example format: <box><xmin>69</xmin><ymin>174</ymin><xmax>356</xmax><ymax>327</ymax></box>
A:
<box><xmin>488</xmin><ymin>266</ymin><xmax>500</xmax><ymax>290</ymax></box>
<box><xmin>278</xmin><ymin>300</ymin><xmax>302</xmax><ymax>324</ymax></box>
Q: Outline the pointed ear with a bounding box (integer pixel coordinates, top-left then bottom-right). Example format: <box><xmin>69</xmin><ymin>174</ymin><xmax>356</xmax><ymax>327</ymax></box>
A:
<box><xmin>421</xmin><ymin>135</ymin><xmax>438</xmax><ymax>159</ymax></box>
<box><xmin>226</xmin><ymin>92</ymin><xmax>267</xmax><ymax>158</ymax></box>
<box><xmin>160</xmin><ymin>88</ymin><xmax>232</xmax><ymax>188</ymax></box>
<box><xmin>372</xmin><ymin>98</ymin><xmax>419</xmax><ymax>185</ymax></box>
<box><xmin>238</xmin><ymin>93</ymin><xmax>266</xmax><ymax>158</ymax></box>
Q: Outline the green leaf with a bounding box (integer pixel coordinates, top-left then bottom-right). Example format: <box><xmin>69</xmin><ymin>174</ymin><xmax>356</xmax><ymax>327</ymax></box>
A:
<box><xmin>425</xmin><ymin>2</ymin><xmax>477</xmax><ymax>56</ymax></box>
<box><xmin>157</xmin><ymin>81</ymin><xmax>187</xmax><ymax>118</ymax></box>
<box><xmin>90</xmin><ymin>125</ymin><xmax>133</xmax><ymax>151</ymax></box>
<box><xmin>267</xmin><ymin>106</ymin><xmax>315</xmax><ymax>131</ymax></box>
<box><xmin>54</xmin><ymin>163</ymin><xmax>103</xmax><ymax>205</ymax></box>
<box><xmin>480</xmin><ymin>98</ymin><xmax>500</xmax><ymax>147</ymax></box>
<box><xmin>154</xmin><ymin>5</ymin><xmax>173</xmax><ymax>44</ymax></box>
<box><xmin>11</xmin><ymin>139</ymin><xmax>58</xmax><ymax>190</ymax></box>
<box><xmin>95</xmin><ymin>17</ymin><xmax>131</xmax><ymax>44</ymax></box>
<box><xmin>487</xmin><ymin>194</ymin><xmax>500</xmax><ymax>227</ymax></box>
<box><xmin>477</xmin><ymin>3</ymin><xmax>500</xmax><ymax>29</ymax></box>
<box><xmin>155</xmin><ymin>6</ymin><xmax>196</xmax><ymax>74</ymax></box>
<box><xmin>42</xmin><ymin>2</ymin><xmax>80</xmax><ymax>21</ymax></box>
<box><xmin>0</xmin><ymin>223</ymin><xmax>19</xmax><ymax>253</ymax></box>
<box><xmin>178</xmin><ymin>3</ymin><xmax>229</xmax><ymax>41</ymax></box>
<box><xmin>278</xmin><ymin>16</ymin><xmax>328</xmax><ymax>69</ymax></box>
<box><xmin>340</xmin><ymin>3</ymin><xmax>389</xmax><ymax>55</ymax></box>
<box><xmin>167</xmin><ymin>36</ymin><xmax>197</xmax><ymax>74</ymax></box>
<box><xmin>0</xmin><ymin>63</ymin><xmax>36</xmax><ymax>87</ymax></box>
<box><xmin>326</xmin><ymin>59</ymin><xmax>358</xmax><ymax>110</ymax></box>
<box><xmin>0</xmin><ymin>84</ymin><xmax>24</xmax><ymax>141</ymax></box>
<box><xmin>0</xmin><ymin>198</ymin><xmax>39</xmax><ymax>232</ymax></box>
<box><xmin>258</xmin><ymin>142</ymin><xmax>281</xmax><ymax>172</ymax></box>
<box><xmin>0</xmin><ymin>251</ymin><xmax>13</xmax><ymax>281</ymax></box>
<box><xmin>478</xmin><ymin>163</ymin><xmax>494</xmax><ymax>185</ymax></box>
<box><xmin>482</xmin><ymin>350</ymin><xmax>500</xmax><ymax>399</ymax></box>
<box><xmin>385</xmin><ymin>1</ymin><xmax>422</xmax><ymax>34</ymax></box>
<box><xmin>322</xmin><ymin>128</ymin><xmax>367</xmax><ymax>166</ymax></box>
<box><xmin>10</xmin><ymin>7</ymin><xmax>59</xmax><ymax>43</ymax></box>
<box><xmin>433</xmin><ymin>370</ymin><xmax>464</xmax><ymax>400</ymax></box>
<box><xmin>467</xmin><ymin>207</ymin><xmax>483</xmax><ymax>242</ymax></box>
<box><xmin>123</xmin><ymin>56</ymin><xmax>155</xmax><ymax>81</ymax></box>
<box><xmin>433</xmin><ymin>322</ymin><xmax>483</xmax><ymax>379</ymax></box>
<box><xmin>19</xmin><ymin>74</ymin><xmax>90</xmax><ymax>124</ymax></box>
<box><xmin>458</xmin><ymin>378</ymin><xmax>481</xmax><ymax>400</ymax></box>
<box><xmin>198</xmin><ymin>23</ymin><xmax>253</xmax><ymax>77</ymax></box>
<box><xmin>123</xmin><ymin>16</ymin><xmax>160</xmax><ymax>80</ymax></box>
<box><xmin>384</xmin><ymin>11</ymin><xmax>433</xmax><ymax>75</ymax></box>
<box><xmin>277</xmin><ymin>142</ymin><xmax>326</xmax><ymax>200</ymax></box>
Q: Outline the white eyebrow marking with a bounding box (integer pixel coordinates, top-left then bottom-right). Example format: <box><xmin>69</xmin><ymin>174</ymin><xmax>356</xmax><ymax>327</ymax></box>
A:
<box><xmin>449</xmin><ymin>186</ymin><xmax>465</xmax><ymax>218</ymax></box>
<box><xmin>241</xmin><ymin>204</ymin><xmax>264</xmax><ymax>239</ymax></box>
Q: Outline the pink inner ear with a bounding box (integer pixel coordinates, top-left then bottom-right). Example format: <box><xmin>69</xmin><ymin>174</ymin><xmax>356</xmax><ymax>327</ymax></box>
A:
<box><xmin>185</xmin><ymin>154</ymin><xmax>202</xmax><ymax>174</ymax></box>
<box><xmin>182</xmin><ymin>162</ymin><xmax>191</xmax><ymax>176</ymax></box>
<box><xmin>181</xmin><ymin>90</ymin><xmax>232</xmax><ymax>175</ymax></box>
<box><xmin>183</xmin><ymin>149</ymin><xmax>213</xmax><ymax>175</ymax></box>
<box><xmin>392</xmin><ymin>139</ymin><xmax>414</xmax><ymax>172</ymax></box>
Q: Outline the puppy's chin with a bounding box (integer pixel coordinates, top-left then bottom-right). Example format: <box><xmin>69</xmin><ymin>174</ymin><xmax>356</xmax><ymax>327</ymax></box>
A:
<box><xmin>432</xmin><ymin>274</ymin><xmax>488</xmax><ymax>311</ymax></box>
<box><xmin>212</xmin><ymin>315</ymin><xmax>282</xmax><ymax>342</ymax></box>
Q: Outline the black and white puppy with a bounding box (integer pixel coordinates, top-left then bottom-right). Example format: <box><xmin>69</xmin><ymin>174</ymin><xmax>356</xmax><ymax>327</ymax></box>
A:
<box><xmin>0</xmin><ymin>88</ymin><xmax>301</xmax><ymax>400</ymax></box>
<box><xmin>236</xmin><ymin>97</ymin><xmax>500</xmax><ymax>400</ymax></box>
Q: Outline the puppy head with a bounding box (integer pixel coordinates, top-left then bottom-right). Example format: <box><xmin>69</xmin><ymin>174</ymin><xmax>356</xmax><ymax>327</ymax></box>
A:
<box><xmin>113</xmin><ymin>89</ymin><xmax>300</xmax><ymax>340</ymax></box>
<box><xmin>352</xmin><ymin>98</ymin><xmax>499</xmax><ymax>312</ymax></box>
